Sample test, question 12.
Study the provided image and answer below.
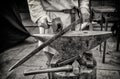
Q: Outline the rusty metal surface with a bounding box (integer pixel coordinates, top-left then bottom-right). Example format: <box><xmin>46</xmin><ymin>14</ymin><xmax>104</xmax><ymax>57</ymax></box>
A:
<box><xmin>34</xmin><ymin>31</ymin><xmax>112</xmax><ymax>63</ymax></box>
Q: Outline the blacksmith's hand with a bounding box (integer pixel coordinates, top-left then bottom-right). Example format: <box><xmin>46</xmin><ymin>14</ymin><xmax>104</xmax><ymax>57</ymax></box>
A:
<box><xmin>82</xmin><ymin>13</ymin><xmax>90</xmax><ymax>22</ymax></box>
<box><xmin>80</xmin><ymin>13</ymin><xmax>90</xmax><ymax>30</ymax></box>
<box><xmin>37</xmin><ymin>15</ymin><xmax>52</xmax><ymax>29</ymax></box>
<box><xmin>81</xmin><ymin>22</ymin><xmax>89</xmax><ymax>30</ymax></box>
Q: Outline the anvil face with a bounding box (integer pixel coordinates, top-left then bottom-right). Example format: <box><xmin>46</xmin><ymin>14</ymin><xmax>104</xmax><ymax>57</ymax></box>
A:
<box><xmin>34</xmin><ymin>31</ymin><xmax>112</xmax><ymax>62</ymax></box>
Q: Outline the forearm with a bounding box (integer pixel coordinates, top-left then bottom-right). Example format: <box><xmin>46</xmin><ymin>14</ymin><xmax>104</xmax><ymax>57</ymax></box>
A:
<box><xmin>80</xmin><ymin>0</ymin><xmax>90</xmax><ymax>15</ymax></box>
<box><xmin>27</xmin><ymin>0</ymin><xmax>46</xmax><ymax>23</ymax></box>
<box><xmin>79</xmin><ymin>0</ymin><xmax>90</xmax><ymax>22</ymax></box>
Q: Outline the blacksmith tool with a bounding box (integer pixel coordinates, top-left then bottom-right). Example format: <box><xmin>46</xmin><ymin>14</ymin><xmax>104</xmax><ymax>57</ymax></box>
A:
<box><xmin>24</xmin><ymin>65</ymin><xmax>93</xmax><ymax>76</ymax></box>
<box><xmin>9</xmin><ymin>17</ymin><xmax>82</xmax><ymax>71</ymax></box>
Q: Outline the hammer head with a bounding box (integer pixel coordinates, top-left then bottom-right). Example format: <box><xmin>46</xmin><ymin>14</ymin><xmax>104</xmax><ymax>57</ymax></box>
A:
<box><xmin>51</xmin><ymin>17</ymin><xmax>63</xmax><ymax>33</ymax></box>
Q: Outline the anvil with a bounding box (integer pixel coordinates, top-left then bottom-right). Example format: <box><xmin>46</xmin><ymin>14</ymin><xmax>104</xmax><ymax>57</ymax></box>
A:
<box><xmin>9</xmin><ymin>17</ymin><xmax>112</xmax><ymax>71</ymax></box>
<box><xmin>34</xmin><ymin>31</ymin><xmax>112</xmax><ymax>64</ymax></box>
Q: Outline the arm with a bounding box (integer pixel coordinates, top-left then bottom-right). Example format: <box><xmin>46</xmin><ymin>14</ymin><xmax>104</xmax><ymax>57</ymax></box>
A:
<box><xmin>27</xmin><ymin>0</ymin><xmax>51</xmax><ymax>29</ymax></box>
<box><xmin>27</xmin><ymin>0</ymin><xmax>46</xmax><ymax>23</ymax></box>
<box><xmin>80</xmin><ymin>0</ymin><xmax>90</xmax><ymax>22</ymax></box>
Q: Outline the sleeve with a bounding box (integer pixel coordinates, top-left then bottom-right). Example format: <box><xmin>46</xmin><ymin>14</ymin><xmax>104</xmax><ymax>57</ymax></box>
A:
<box><xmin>80</xmin><ymin>0</ymin><xmax>90</xmax><ymax>15</ymax></box>
<box><xmin>27</xmin><ymin>0</ymin><xmax>47</xmax><ymax>23</ymax></box>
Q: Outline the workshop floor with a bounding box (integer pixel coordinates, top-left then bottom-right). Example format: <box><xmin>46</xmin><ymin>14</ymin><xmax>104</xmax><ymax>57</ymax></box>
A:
<box><xmin>0</xmin><ymin>25</ymin><xmax>120</xmax><ymax>79</ymax></box>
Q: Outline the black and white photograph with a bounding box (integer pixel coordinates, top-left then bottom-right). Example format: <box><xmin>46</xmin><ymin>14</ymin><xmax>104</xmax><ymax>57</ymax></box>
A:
<box><xmin>0</xmin><ymin>0</ymin><xmax>120</xmax><ymax>79</ymax></box>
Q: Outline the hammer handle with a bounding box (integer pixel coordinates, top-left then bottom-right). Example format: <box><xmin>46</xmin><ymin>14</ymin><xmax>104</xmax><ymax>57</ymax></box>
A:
<box><xmin>24</xmin><ymin>65</ymin><xmax>72</xmax><ymax>75</ymax></box>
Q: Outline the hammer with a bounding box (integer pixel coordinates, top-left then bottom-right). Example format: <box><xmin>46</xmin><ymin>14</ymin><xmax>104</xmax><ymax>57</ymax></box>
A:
<box><xmin>40</xmin><ymin>17</ymin><xmax>63</xmax><ymax>33</ymax></box>
<box><xmin>24</xmin><ymin>65</ymin><xmax>93</xmax><ymax>76</ymax></box>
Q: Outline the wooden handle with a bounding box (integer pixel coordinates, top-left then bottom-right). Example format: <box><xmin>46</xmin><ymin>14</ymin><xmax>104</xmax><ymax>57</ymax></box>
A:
<box><xmin>24</xmin><ymin>65</ymin><xmax>72</xmax><ymax>75</ymax></box>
